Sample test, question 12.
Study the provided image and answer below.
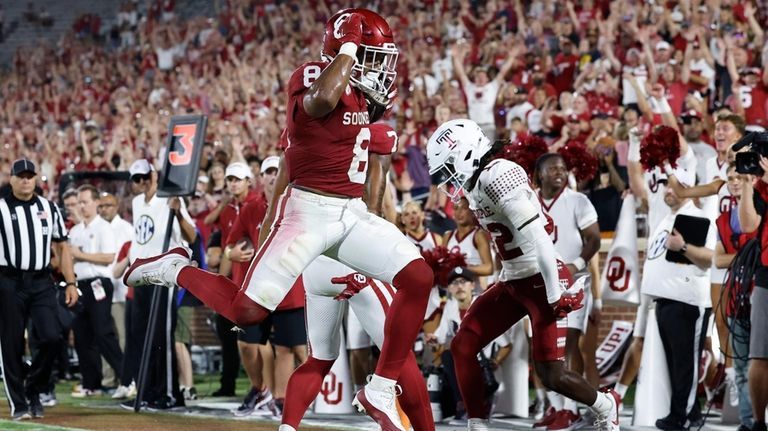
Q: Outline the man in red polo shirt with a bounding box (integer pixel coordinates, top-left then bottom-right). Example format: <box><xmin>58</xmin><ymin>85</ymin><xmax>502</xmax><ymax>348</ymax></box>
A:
<box><xmin>205</xmin><ymin>162</ymin><xmax>260</xmax><ymax>397</ymax></box>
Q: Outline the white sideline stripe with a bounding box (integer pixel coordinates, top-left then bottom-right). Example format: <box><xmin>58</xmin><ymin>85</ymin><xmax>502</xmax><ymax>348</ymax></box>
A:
<box><xmin>0</xmin><ymin>419</ymin><xmax>90</xmax><ymax>430</ymax></box>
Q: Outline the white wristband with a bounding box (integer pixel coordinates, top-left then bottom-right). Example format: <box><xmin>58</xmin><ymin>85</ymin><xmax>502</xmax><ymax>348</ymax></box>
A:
<box><xmin>572</xmin><ymin>257</ymin><xmax>586</xmax><ymax>272</ymax></box>
<box><xmin>593</xmin><ymin>299</ymin><xmax>603</xmax><ymax>310</ymax></box>
<box><xmin>338</xmin><ymin>42</ymin><xmax>358</xmax><ymax>61</ymax></box>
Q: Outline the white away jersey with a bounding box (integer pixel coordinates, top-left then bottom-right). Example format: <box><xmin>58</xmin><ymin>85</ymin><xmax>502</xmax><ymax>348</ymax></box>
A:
<box><xmin>644</xmin><ymin>147</ymin><xmax>697</xmax><ymax>235</ymax></box>
<box><xmin>467</xmin><ymin>159</ymin><xmax>552</xmax><ymax>280</ymax></box>
<box><xmin>445</xmin><ymin>227</ymin><xmax>482</xmax><ymax>266</ymax></box>
<box><xmin>539</xmin><ymin>187</ymin><xmax>598</xmax><ymax>264</ymax></box>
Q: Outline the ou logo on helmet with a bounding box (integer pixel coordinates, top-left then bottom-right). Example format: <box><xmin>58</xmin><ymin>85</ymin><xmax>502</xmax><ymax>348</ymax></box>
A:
<box><xmin>333</xmin><ymin>13</ymin><xmax>353</xmax><ymax>39</ymax></box>
<box><xmin>135</xmin><ymin>215</ymin><xmax>156</xmax><ymax>245</ymax></box>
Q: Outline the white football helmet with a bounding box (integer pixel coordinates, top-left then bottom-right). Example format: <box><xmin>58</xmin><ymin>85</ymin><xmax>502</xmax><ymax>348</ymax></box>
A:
<box><xmin>426</xmin><ymin>119</ymin><xmax>492</xmax><ymax>201</ymax></box>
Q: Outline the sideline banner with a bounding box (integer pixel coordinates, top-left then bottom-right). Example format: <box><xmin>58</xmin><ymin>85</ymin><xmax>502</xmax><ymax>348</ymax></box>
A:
<box><xmin>314</xmin><ymin>331</ymin><xmax>354</xmax><ymax>414</ymax></box>
<box><xmin>601</xmin><ymin>194</ymin><xmax>641</xmax><ymax>306</ymax></box>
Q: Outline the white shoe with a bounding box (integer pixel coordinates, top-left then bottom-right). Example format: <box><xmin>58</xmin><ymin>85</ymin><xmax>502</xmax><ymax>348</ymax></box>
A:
<box><xmin>111</xmin><ymin>385</ymin><xmax>131</xmax><ymax>399</ymax></box>
<box><xmin>468</xmin><ymin>418</ymin><xmax>491</xmax><ymax>430</ymax></box>
<box><xmin>594</xmin><ymin>390</ymin><xmax>620</xmax><ymax>431</ymax></box>
<box><xmin>352</xmin><ymin>383</ymin><xmax>405</xmax><ymax>431</ymax></box>
<box><xmin>278</xmin><ymin>426</ymin><xmax>297</xmax><ymax>431</ymax></box>
<box><xmin>123</xmin><ymin>246</ymin><xmax>191</xmax><ymax>287</ymax></box>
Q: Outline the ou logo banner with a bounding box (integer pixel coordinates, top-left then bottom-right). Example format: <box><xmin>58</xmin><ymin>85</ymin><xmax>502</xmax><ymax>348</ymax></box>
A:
<box><xmin>320</xmin><ymin>371</ymin><xmax>343</xmax><ymax>405</ymax></box>
<box><xmin>605</xmin><ymin>256</ymin><xmax>631</xmax><ymax>292</ymax></box>
<box><xmin>135</xmin><ymin>215</ymin><xmax>155</xmax><ymax>245</ymax></box>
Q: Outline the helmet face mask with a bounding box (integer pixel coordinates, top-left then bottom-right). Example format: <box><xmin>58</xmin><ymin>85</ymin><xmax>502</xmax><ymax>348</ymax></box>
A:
<box><xmin>322</xmin><ymin>9</ymin><xmax>399</xmax><ymax>99</ymax></box>
<box><xmin>433</xmin><ymin>161</ymin><xmax>469</xmax><ymax>202</ymax></box>
<box><xmin>352</xmin><ymin>43</ymin><xmax>398</xmax><ymax>97</ymax></box>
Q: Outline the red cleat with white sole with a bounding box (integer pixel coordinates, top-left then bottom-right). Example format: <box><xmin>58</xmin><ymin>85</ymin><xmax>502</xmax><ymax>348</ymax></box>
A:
<box><xmin>352</xmin><ymin>384</ymin><xmax>405</xmax><ymax>431</ymax></box>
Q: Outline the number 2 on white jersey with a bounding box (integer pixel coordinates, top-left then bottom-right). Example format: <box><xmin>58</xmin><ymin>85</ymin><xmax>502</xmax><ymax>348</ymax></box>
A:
<box><xmin>348</xmin><ymin>128</ymin><xmax>371</xmax><ymax>184</ymax></box>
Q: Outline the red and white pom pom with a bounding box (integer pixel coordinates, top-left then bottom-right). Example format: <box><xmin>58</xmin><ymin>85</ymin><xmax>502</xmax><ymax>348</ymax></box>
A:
<box><xmin>557</xmin><ymin>142</ymin><xmax>599</xmax><ymax>182</ymax></box>
<box><xmin>497</xmin><ymin>133</ymin><xmax>549</xmax><ymax>180</ymax></box>
<box><xmin>640</xmin><ymin>125</ymin><xmax>680</xmax><ymax>171</ymax></box>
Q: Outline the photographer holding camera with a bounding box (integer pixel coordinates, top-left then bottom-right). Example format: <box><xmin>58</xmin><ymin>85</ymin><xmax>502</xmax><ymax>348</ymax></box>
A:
<box><xmin>737</xmin><ymin>146</ymin><xmax>768</xmax><ymax>431</ymax></box>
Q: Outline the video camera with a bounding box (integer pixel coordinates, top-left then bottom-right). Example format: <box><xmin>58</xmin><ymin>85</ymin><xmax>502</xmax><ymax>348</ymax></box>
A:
<box><xmin>733</xmin><ymin>132</ymin><xmax>768</xmax><ymax>175</ymax></box>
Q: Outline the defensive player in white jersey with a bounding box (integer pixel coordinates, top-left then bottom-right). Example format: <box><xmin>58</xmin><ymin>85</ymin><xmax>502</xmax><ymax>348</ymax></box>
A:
<box><xmin>426</xmin><ymin>119</ymin><xmax>620</xmax><ymax>431</ymax></box>
<box><xmin>442</xmin><ymin>196</ymin><xmax>494</xmax><ymax>289</ymax></box>
<box><xmin>124</xmin><ymin>9</ymin><xmax>433</xmax><ymax>430</ymax></box>
<box><xmin>666</xmin><ymin>114</ymin><xmax>745</xmax><ymax>383</ymax></box>
<box><xmin>535</xmin><ymin>153</ymin><xmax>601</xmax><ymax>430</ymax></box>
<box><xmin>614</xmin><ymin>123</ymin><xmax>697</xmax><ymax>404</ymax></box>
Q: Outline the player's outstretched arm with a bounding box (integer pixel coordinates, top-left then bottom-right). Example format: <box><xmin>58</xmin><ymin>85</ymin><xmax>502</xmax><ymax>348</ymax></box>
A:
<box><xmin>303</xmin><ymin>13</ymin><xmax>362</xmax><ymax>118</ymax></box>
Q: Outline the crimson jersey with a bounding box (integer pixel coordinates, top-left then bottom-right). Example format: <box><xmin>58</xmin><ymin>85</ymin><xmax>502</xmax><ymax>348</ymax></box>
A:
<box><xmin>732</xmin><ymin>84</ymin><xmax>768</xmax><ymax>128</ymax></box>
<box><xmin>285</xmin><ymin>61</ymin><xmax>373</xmax><ymax>197</ymax></box>
<box><xmin>368</xmin><ymin>123</ymin><xmax>399</xmax><ymax>155</ymax></box>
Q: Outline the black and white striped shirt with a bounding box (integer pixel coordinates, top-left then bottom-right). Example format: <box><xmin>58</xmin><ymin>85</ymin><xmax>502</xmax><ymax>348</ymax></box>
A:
<box><xmin>0</xmin><ymin>194</ymin><xmax>68</xmax><ymax>271</ymax></box>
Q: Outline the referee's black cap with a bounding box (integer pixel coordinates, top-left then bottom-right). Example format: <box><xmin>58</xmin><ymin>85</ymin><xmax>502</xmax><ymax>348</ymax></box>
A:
<box><xmin>11</xmin><ymin>159</ymin><xmax>36</xmax><ymax>176</ymax></box>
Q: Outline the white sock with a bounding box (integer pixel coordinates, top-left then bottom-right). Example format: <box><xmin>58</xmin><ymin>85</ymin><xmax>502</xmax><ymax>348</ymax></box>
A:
<box><xmin>536</xmin><ymin>388</ymin><xmax>547</xmax><ymax>402</ymax></box>
<box><xmin>547</xmin><ymin>391</ymin><xmax>564</xmax><ymax>410</ymax></box>
<box><xmin>590</xmin><ymin>392</ymin><xmax>612</xmax><ymax>416</ymax></box>
<box><xmin>614</xmin><ymin>383</ymin><xmax>628</xmax><ymax>399</ymax></box>
<box><xmin>563</xmin><ymin>398</ymin><xmax>577</xmax><ymax>414</ymax></box>
<box><xmin>369</xmin><ymin>374</ymin><xmax>397</xmax><ymax>390</ymax></box>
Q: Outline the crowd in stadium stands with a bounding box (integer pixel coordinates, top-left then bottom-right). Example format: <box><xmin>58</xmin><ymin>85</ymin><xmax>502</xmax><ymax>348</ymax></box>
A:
<box><xmin>1</xmin><ymin>0</ymin><xmax>768</xmax><ymax>429</ymax></box>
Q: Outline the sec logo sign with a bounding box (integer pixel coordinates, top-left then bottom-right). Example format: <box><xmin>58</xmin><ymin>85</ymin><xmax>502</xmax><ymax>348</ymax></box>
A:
<box><xmin>135</xmin><ymin>215</ymin><xmax>155</xmax><ymax>245</ymax></box>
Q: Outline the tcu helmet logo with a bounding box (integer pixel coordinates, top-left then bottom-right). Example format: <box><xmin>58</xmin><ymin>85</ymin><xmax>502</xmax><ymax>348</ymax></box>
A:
<box><xmin>320</xmin><ymin>371</ymin><xmax>343</xmax><ymax>405</ymax></box>
<box><xmin>135</xmin><ymin>215</ymin><xmax>155</xmax><ymax>245</ymax></box>
<box><xmin>605</xmin><ymin>256</ymin><xmax>631</xmax><ymax>292</ymax></box>
<box><xmin>434</xmin><ymin>128</ymin><xmax>458</xmax><ymax>150</ymax></box>
<box><xmin>333</xmin><ymin>13</ymin><xmax>352</xmax><ymax>39</ymax></box>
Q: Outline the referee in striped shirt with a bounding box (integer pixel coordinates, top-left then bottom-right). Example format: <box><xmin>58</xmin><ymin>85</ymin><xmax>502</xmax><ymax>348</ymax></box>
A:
<box><xmin>0</xmin><ymin>159</ymin><xmax>78</xmax><ymax>421</ymax></box>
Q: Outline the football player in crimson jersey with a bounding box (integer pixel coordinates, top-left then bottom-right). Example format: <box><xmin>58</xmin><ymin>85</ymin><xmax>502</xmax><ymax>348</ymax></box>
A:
<box><xmin>124</xmin><ymin>9</ymin><xmax>433</xmax><ymax>431</ymax></box>
<box><xmin>279</xmin><ymin>123</ymin><xmax>434</xmax><ymax>431</ymax></box>
<box><xmin>426</xmin><ymin>119</ymin><xmax>620</xmax><ymax>431</ymax></box>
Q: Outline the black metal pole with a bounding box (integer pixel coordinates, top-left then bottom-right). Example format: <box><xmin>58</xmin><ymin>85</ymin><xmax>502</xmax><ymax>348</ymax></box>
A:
<box><xmin>134</xmin><ymin>208</ymin><xmax>175</xmax><ymax>412</ymax></box>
